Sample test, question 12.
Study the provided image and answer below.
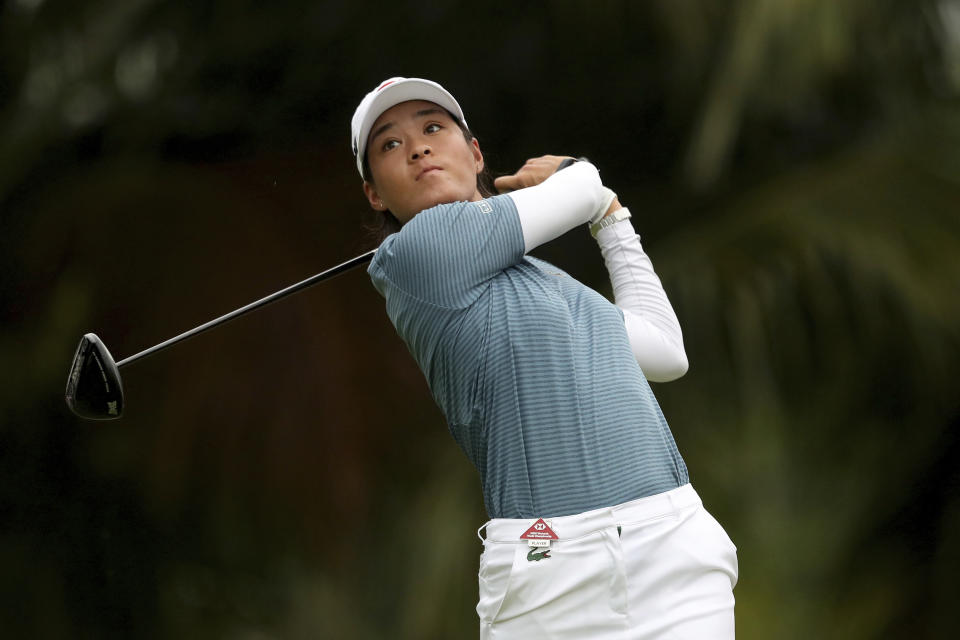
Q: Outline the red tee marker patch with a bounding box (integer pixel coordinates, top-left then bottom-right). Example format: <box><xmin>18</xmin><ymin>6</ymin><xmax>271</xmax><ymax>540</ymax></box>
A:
<box><xmin>520</xmin><ymin>518</ymin><xmax>558</xmax><ymax>547</ymax></box>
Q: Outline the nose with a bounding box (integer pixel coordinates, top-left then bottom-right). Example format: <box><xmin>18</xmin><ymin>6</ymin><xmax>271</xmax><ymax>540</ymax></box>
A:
<box><xmin>411</xmin><ymin>145</ymin><xmax>431</xmax><ymax>161</ymax></box>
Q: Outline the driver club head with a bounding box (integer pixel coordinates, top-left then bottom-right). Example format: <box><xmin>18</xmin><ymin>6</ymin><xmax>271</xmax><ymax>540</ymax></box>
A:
<box><xmin>65</xmin><ymin>333</ymin><xmax>124</xmax><ymax>420</ymax></box>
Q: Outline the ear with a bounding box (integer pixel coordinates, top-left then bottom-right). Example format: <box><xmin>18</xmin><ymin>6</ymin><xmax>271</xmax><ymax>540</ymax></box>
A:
<box><xmin>470</xmin><ymin>137</ymin><xmax>484</xmax><ymax>174</ymax></box>
<box><xmin>363</xmin><ymin>181</ymin><xmax>387</xmax><ymax>211</ymax></box>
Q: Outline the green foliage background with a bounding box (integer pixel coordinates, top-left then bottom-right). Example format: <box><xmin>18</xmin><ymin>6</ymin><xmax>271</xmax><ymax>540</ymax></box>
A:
<box><xmin>1</xmin><ymin>1</ymin><xmax>958</xmax><ymax>637</ymax></box>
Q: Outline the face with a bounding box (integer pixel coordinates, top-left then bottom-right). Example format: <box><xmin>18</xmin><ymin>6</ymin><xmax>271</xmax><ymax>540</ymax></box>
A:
<box><xmin>362</xmin><ymin>100</ymin><xmax>484</xmax><ymax>223</ymax></box>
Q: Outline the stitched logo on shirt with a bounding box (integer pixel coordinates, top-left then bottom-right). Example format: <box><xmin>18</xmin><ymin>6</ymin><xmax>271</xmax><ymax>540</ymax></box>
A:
<box><xmin>476</xmin><ymin>200</ymin><xmax>493</xmax><ymax>214</ymax></box>
<box><xmin>527</xmin><ymin>548</ymin><xmax>552</xmax><ymax>562</ymax></box>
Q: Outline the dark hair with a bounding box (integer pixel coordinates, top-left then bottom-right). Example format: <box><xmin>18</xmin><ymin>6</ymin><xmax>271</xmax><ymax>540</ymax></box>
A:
<box><xmin>363</xmin><ymin>112</ymin><xmax>496</xmax><ymax>243</ymax></box>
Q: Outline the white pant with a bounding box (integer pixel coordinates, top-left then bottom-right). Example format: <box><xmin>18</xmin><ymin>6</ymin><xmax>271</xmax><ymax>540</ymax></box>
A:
<box><xmin>476</xmin><ymin>484</ymin><xmax>737</xmax><ymax>639</ymax></box>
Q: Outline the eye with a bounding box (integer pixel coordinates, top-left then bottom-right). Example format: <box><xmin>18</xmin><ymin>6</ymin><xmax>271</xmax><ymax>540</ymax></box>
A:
<box><xmin>425</xmin><ymin>123</ymin><xmax>442</xmax><ymax>134</ymax></box>
<box><xmin>381</xmin><ymin>139</ymin><xmax>400</xmax><ymax>152</ymax></box>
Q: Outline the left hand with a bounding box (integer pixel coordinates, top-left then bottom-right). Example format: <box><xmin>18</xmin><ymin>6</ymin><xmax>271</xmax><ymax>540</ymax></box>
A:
<box><xmin>494</xmin><ymin>155</ymin><xmax>574</xmax><ymax>193</ymax></box>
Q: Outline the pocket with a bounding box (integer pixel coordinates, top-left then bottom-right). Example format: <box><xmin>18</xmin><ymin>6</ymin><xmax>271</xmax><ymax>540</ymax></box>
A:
<box><xmin>694</xmin><ymin>507</ymin><xmax>739</xmax><ymax>588</ymax></box>
<box><xmin>477</xmin><ymin>542</ymin><xmax>518</xmax><ymax>624</ymax></box>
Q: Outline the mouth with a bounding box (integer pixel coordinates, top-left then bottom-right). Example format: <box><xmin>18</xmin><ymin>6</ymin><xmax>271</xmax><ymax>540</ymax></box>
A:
<box><xmin>416</xmin><ymin>165</ymin><xmax>442</xmax><ymax>180</ymax></box>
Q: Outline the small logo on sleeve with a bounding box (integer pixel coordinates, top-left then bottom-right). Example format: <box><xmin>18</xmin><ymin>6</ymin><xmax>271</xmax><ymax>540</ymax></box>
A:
<box><xmin>476</xmin><ymin>200</ymin><xmax>493</xmax><ymax>214</ymax></box>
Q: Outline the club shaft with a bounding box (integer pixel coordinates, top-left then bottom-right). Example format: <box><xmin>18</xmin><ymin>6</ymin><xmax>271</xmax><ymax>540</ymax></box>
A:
<box><xmin>116</xmin><ymin>248</ymin><xmax>377</xmax><ymax>368</ymax></box>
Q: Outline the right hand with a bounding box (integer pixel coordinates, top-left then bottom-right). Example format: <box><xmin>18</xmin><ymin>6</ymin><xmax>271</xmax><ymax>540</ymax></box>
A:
<box><xmin>494</xmin><ymin>155</ymin><xmax>575</xmax><ymax>193</ymax></box>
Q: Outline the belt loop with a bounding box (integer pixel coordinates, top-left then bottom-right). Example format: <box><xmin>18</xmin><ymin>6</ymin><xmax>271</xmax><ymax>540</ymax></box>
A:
<box><xmin>477</xmin><ymin>522</ymin><xmax>489</xmax><ymax>542</ymax></box>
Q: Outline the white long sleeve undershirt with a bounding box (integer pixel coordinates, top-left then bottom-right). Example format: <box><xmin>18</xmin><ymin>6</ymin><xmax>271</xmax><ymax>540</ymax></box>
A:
<box><xmin>595</xmin><ymin>218</ymin><xmax>688</xmax><ymax>382</ymax></box>
<box><xmin>506</xmin><ymin>162</ymin><xmax>688</xmax><ymax>382</ymax></box>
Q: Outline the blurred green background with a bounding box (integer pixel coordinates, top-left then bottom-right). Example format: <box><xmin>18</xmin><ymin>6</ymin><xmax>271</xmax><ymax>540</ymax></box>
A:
<box><xmin>2</xmin><ymin>0</ymin><xmax>959</xmax><ymax>638</ymax></box>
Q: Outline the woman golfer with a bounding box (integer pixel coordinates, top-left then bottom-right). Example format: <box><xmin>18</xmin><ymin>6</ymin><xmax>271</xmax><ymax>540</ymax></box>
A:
<box><xmin>351</xmin><ymin>77</ymin><xmax>737</xmax><ymax>639</ymax></box>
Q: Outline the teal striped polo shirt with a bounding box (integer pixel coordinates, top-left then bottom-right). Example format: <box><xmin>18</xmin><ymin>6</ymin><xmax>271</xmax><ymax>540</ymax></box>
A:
<box><xmin>368</xmin><ymin>194</ymin><xmax>688</xmax><ymax>519</ymax></box>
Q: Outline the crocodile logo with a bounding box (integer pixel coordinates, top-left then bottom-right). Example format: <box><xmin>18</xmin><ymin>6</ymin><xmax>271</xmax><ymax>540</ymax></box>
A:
<box><xmin>527</xmin><ymin>548</ymin><xmax>552</xmax><ymax>562</ymax></box>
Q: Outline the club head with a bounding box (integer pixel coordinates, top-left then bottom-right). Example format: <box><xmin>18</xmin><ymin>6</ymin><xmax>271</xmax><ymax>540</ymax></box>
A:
<box><xmin>65</xmin><ymin>333</ymin><xmax>124</xmax><ymax>420</ymax></box>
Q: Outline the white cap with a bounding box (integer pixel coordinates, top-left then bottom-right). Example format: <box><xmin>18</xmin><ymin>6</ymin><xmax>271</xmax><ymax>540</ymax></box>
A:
<box><xmin>351</xmin><ymin>77</ymin><xmax>467</xmax><ymax>178</ymax></box>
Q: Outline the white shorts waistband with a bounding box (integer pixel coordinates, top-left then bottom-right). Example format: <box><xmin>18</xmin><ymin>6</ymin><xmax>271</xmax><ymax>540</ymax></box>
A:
<box><xmin>479</xmin><ymin>484</ymin><xmax>701</xmax><ymax>543</ymax></box>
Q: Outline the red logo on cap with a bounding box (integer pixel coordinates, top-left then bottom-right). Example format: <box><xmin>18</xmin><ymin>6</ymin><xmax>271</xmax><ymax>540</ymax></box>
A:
<box><xmin>377</xmin><ymin>80</ymin><xmax>397</xmax><ymax>91</ymax></box>
<box><xmin>519</xmin><ymin>518</ymin><xmax>558</xmax><ymax>541</ymax></box>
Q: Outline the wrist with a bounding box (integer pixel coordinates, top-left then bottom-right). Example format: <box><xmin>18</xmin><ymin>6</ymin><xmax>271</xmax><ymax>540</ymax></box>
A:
<box><xmin>602</xmin><ymin>197</ymin><xmax>622</xmax><ymax>218</ymax></box>
<box><xmin>590</xmin><ymin>207</ymin><xmax>631</xmax><ymax>238</ymax></box>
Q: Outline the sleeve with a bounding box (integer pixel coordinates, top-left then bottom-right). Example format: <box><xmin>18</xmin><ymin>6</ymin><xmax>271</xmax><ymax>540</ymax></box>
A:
<box><xmin>369</xmin><ymin>195</ymin><xmax>525</xmax><ymax>309</ymax></box>
<box><xmin>508</xmin><ymin>161</ymin><xmax>609</xmax><ymax>252</ymax></box>
<box><xmin>596</xmin><ymin>214</ymin><xmax>689</xmax><ymax>382</ymax></box>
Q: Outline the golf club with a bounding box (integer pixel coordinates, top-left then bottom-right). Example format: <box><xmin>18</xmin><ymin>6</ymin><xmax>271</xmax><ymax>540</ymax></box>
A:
<box><xmin>65</xmin><ymin>248</ymin><xmax>377</xmax><ymax>420</ymax></box>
